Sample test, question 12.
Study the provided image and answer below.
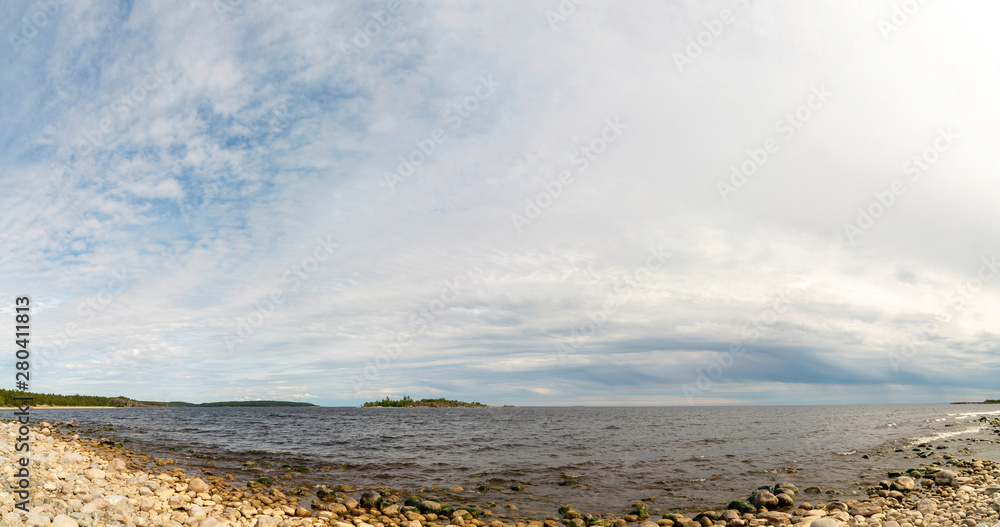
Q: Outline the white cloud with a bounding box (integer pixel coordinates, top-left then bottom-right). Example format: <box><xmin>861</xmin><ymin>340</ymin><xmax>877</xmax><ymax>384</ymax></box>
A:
<box><xmin>2</xmin><ymin>0</ymin><xmax>999</xmax><ymax>406</ymax></box>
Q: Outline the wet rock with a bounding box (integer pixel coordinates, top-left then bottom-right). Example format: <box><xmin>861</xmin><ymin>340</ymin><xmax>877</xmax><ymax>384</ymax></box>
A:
<box><xmin>776</xmin><ymin>493</ymin><xmax>794</xmax><ymax>508</ymax></box>
<box><xmin>890</xmin><ymin>477</ymin><xmax>915</xmax><ymax>491</ymax></box>
<box><xmin>360</xmin><ymin>491</ymin><xmax>380</xmax><ymax>508</ymax></box>
<box><xmin>935</xmin><ymin>470</ymin><xmax>957</xmax><ymax>486</ymax></box>
<box><xmin>728</xmin><ymin>500</ymin><xmax>756</xmax><ymax>514</ymax></box>
<box><xmin>418</xmin><ymin>500</ymin><xmax>443</xmax><ymax>513</ymax></box>
<box><xmin>804</xmin><ymin>487</ymin><xmax>821</xmax><ymax>494</ymax></box>
<box><xmin>753</xmin><ymin>490</ymin><xmax>779</xmax><ymax>509</ymax></box>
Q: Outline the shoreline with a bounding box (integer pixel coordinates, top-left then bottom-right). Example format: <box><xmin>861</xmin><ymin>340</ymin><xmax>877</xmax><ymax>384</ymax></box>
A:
<box><xmin>3</xmin><ymin>421</ymin><xmax>1000</xmax><ymax>527</ymax></box>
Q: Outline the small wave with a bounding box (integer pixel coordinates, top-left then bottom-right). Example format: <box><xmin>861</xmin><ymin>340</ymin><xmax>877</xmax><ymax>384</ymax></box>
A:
<box><xmin>834</xmin><ymin>450</ymin><xmax>856</xmax><ymax>456</ymax></box>
<box><xmin>886</xmin><ymin>423</ymin><xmax>896</xmax><ymax>427</ymax></box>
<box><xmin>909</xmin><ymin>425</ymin><xmax>985</xmax><ymax>444</ymax></box>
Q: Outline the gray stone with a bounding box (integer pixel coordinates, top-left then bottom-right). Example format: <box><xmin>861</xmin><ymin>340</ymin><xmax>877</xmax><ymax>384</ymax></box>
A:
<box><xmin>891</xmin><ymin>477</ymin><xmax>915</xmax><ymax>491</ymax></box>
<box><xmin>809</xmin><ymin>519</ymin><xmax>839</xmax><ymax>527</ymax></box>
<box><xmin>753</xmin><ymin>490</ymin><xmax>779</xmax><ymax>509</ymax></box>
<box><xmin>935</xmin><ymin>470</ymin><xmax>957</xmax><ymax>486</ymax></box>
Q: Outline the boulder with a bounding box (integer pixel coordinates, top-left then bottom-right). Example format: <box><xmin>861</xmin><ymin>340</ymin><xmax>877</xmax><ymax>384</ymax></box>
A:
<box><xmin>916</xmin><ymin>499</ymin><xmax>936</xmax><ymax>514</ymax></box>
<box><xmin>808</xmin><ymin>519</ymin><xmax>838</xmax><ymax>527</ymax></box>
<box><xmin>360</xmin><ymin>491</ymin><xmax>380</xmax><ymax>508</ymax></box>
<box><xmin>84</xmin><ymin>468</ymin><xmax>106</xmax><ymax>481</ymax></box>
<box><xmin>753</xmin><ymin>490</ymin><xmax>779</xmax><ymax>509</ymax></box>
<box><xmin>848</xmin><ymin>503</ymin><xmax>880</xmax><ymax>517</ymax></box>
<box><xmin>776</xmin><ymin>493</ymin><xmax>795</xmax><ymax>508</ymax></box>
<box><xmin>890</xmin><ymin>477</ymin><xmax>915</xmax><ymax>491</ymax></box>
<box><xmin>935</xmin><ymin>470</ymin><xmax>957</xmax><ymax>486</ymax></box>
<box><xmin>188</xmin><ymin>478</ymin><xmax>210</xmax><ymax>493</ymax></box>
<box><xmin>559</xmin><ymin>506</ymin><xmax>582</xmax><ymax>519</ymax></box>
<box><xmin>107</xmin><ymin>458</ymin><xmax>127</xmax><ymax>473</ymax></box>
<box><xmin>728</xmin><ymin>500</ymin><xmax>756</xmax><ymax>514</ymax></box>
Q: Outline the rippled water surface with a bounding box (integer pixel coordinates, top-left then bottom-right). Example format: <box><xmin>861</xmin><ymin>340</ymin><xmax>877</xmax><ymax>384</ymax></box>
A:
<box><xmin>31</xmin><ymin>404</ymin><xmax>1000</xmax><ymax>518</ymax></box>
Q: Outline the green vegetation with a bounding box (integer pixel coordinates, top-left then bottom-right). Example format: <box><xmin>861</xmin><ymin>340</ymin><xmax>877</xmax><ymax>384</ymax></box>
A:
<box><xmin>362</xmin><ymin>396</ymin><xmax>486</xmax><ymax>407</ymax></box>
<box><xmin>951</xmin><ymin>399</ymin><xmax>1000</xmax><ymax>404</ymax></box>
<box><xmin>0</xmin><ymin>389</ymin><xmax>315</xmax><ymax>408</ymax></box>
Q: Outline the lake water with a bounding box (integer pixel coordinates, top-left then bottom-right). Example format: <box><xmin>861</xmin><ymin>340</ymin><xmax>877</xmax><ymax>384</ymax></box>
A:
<box><xmin>29</xmin><ymin>404</ymin><xmax>1000</xmax><ymax>519</ymax></box>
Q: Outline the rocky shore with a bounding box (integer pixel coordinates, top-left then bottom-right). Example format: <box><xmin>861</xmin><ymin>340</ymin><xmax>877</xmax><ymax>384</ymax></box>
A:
<box><xmin>4</xmin><ymin>420</ymin><xmax>1000</xmax><ymax>527</ymax></box>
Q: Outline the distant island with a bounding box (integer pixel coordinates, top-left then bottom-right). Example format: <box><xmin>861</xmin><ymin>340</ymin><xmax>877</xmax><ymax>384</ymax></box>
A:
<box><xmin>0</xmin><ymin>389</ymin><xmax>316</xmax><ymax>408</ymax></box>
<box><xmin>362</xmin><ymin>395</ymin><xmax>486</xmax><ymax>407</ymax></box>
<box><xmin>951</xmin><ymin>399</ymin><xmax>1000</xmax><ymax>404</ymax></box>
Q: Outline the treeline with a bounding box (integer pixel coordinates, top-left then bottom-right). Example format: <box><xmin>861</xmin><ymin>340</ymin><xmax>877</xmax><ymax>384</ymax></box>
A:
<box><xmin>362</xmin><ymin>395</ymin><xmax>486</xmax><ymax>407</ymax></box>
<box><xmin>0</xmin><ymin>390</ymin><xmax>315</xmax><ymax>408</ymax></box>
<box><xmin>0</xmin><ymin>390</ymin><xmax>166</xmax><ymax>407</ymax></box>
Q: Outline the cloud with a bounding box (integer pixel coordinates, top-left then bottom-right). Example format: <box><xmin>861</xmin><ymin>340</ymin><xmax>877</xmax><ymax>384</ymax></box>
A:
<box><xmin>2</xmin><ymin>1</ymin><xmax>1000</xmax><ymax>406</ymax></box>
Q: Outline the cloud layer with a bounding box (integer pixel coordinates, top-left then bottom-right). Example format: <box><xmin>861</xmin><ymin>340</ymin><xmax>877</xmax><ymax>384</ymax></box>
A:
<box><xmin>3</xmin><ymin>0</ymin><xmax>1000</xmax><ymax>405</ymax></box>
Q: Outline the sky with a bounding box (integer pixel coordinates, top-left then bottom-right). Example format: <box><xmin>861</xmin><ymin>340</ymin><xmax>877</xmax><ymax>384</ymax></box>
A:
<box><xmin>2</xmin><ymin>1</ymin><xmax>1000</xmax><ymax>406</ymax></box>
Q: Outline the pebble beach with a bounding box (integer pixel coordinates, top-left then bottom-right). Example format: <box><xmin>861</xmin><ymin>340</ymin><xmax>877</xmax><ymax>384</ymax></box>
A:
<box><xmin>4</xmin><ymin>419</ymin><xmax>1000</xmax><ymax>527</ymax></box>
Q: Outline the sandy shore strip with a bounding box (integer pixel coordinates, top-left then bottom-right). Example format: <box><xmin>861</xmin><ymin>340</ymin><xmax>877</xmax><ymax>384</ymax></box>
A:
<box><xmin>3</xmin><ymin>420</ymin><xmax>1000</xmax><ymax>527</ymax></box>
